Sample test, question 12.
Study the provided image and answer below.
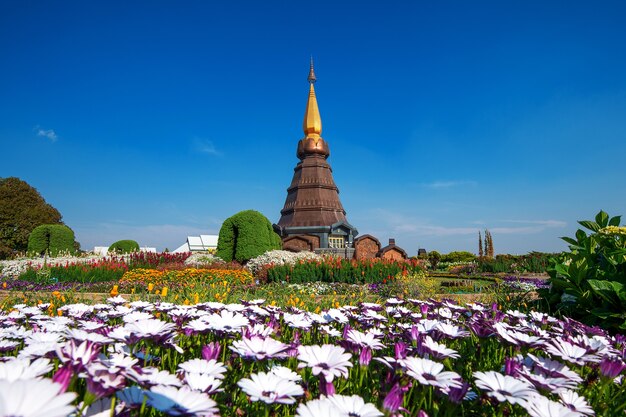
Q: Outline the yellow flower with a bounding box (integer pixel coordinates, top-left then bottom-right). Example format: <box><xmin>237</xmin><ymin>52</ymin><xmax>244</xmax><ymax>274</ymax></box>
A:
<box><xmin>148</xmin><ymin>283</ymin><xmax>154</xmax><ymax>291</ymax></box>
<box><xmin>110</xmin><ymin>285</ymin><xmax>119</xmax><ymax>297</ymax></box>
<box><xmin>194</xmin><ymin>293</ymin><xmax>199</xmax><ymax>304</ymax></box>
<box><xmin>161</xmin><ymin>287</ymin><xmax>168</xmax><ymax>297</ymax></box>
<box><xmin>57</xmin><ymin>309</ymin><xmax>63</xmax><ymax>316</ymax></box>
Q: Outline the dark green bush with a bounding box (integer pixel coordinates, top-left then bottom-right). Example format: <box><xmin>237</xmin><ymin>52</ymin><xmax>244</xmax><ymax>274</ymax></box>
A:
<box><xmin>216</xmin><ymin>210</ymin><xmax>282</xmax><ymax>263</ymax></box>
<box><xmin>27</xmin><ymin>224</ymin><xmax>76</xmax><ymax>256</ymax></box>
<box><xmin>109</xmin><ymin>240</ymin><xmax>140</xmax><ymax>254</ymax></box>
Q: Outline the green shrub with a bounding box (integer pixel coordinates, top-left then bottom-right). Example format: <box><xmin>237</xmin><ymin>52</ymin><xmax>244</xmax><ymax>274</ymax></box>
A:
<box><xmin>109</xmin><ymin>240</ymin><xmax>140</xmax><ymax>254</ymax></box>
<box><xmin>27</xmin><ymin>224</ymin><xmax>76</xmax><ymax>256</ymax></box>
<box><xmin>541</xmin><ymin>210</ymin><xmax>626</xmax><ymax>333</ymax></box>
<box><xmin>440</xmin><ymin>251</ymin><xmax>476</xmax><ymax>263</ymax></box>
<box><xmin>216</xmin><ymin>210</ymin><xmax>282</xmax><ymax>263</ymax></box>
<box><xmin>427</xmin><ymin>250</ymin><xmax>441</xmax><ymax>270</ymax></box>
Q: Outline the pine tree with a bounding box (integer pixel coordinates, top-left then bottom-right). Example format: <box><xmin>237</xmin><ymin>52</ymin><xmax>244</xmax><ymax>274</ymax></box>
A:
<box><xmin>478</xmin><ymin>231</ymin><xmax>483</xmax><ymax>258</ymax></box>
<box><xmin>484</xmin><ymin>230</ymin><xmax>494</xmax><ymax>258</ymax></box>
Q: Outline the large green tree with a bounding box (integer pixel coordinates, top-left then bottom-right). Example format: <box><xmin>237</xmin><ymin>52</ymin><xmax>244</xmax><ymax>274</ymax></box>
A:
<box><xmin>0</xmin><ymin>177</ymin><xmax>64</xmax><ymax>258</ymax></box>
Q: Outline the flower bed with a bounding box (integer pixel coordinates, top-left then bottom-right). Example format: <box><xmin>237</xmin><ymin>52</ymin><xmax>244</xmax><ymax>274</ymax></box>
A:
<box><xmin>118</xmin><ymin>268</ymin><xmax>255</xmax><ymax>293</ymax></box>
<box><xmin>0</xmin><ymin>295</ymin><xmax>624</xmax><ymax>417</ymax></box>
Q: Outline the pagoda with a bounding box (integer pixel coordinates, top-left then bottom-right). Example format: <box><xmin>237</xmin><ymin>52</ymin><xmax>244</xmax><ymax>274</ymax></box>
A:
<box><xmin>274</xmin><ymin>60</ymin><xmax>358</xmax><ymax>253</ymax></box>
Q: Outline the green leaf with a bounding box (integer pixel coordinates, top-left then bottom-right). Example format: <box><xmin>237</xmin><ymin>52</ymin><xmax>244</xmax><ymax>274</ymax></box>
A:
<box><xmin>596</xmin><ymin>210</ymin><xmax>609</xmax><ymax>227</ymax></box>
<box><xmin>561</xmin><ymin>237</ymin><xmax>579</xmax><ymax>246</ymax></box>
<box><xmin>575</xmin><ymin>229</ymin><xmax>589</xmax><ymax>243</ymax></box>
<box><xmin>609</xmin><ymin>215</ymin><xmax>622</xmax><ymax>227</ymax></box>
<box><xmin>578</xmin><ymin>221</ymin><xmax>600</xmax><ymax>232</ymax></box>
<box><xmin>588</xmin><ymin>279</ymin><xmax>624</xmax><ymax>306</ymax></box>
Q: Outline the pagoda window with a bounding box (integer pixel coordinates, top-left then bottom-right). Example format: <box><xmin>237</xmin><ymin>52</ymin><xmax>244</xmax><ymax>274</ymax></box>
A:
<box><xmin>329</xmin><ymin>236</ymin><xmax>345</xmax><ymax>248</ymax></box>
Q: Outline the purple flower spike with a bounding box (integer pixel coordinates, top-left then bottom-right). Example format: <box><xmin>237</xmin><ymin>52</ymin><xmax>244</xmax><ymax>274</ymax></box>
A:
<box><xmin>319</xmin><ymin>376</ymin><xmax>336</xmax><ymax>396</ymax></box>
<box><xmin>359</xmin><ymin>347</ymin><xmax>372</xmax><ymax>366</ymax></box>
<box><xmin>202</xmin><ymin>342</ymin><xmax>221</xmax><ymax>361</ymax></box>
<box><xmin>504</xmin><ymin>357</ymin><xmax>522</xmax><ymax>377</ymax></box>
<box><xmin>52</xmin><ymin>365</ymin><xmax>73</xmax><ymax>393</ymax></box>
<box><xmin>600</xmin><ymin>357</ymin><xmax>626</xmax><ymax>378</ymax></box>
<box><xmin>418</xmin><ymin>410</ymin><xmax>430</xmax><ymax>417</ymax></box>
<box><xmin>395</xmin><ymin>341</ymin><xmax>408</xmax><ymax>360</ymax></box>
<box><xmin>383</xmin><ymin>382</ymin><xmax>407</xmax><ymax>412</ymax></box>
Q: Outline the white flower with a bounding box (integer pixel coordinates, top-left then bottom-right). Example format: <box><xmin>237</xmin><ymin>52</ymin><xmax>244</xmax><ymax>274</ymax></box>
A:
<box><xmin>177</xmin><ymin>359</ymin><xmax>226</xmax><ymax>380</ymax></box>
<box><xmin>421</xmin><ymin>336</ymin><xmax>460</xmax><ymax>359</ymax></box>
<box><xmin>125</xmin><ymin>318</ymin><xmax>177</xmax><ymax>338</ymax></box>
<box><xmin>296</xmin><ymin>397</ymin><xmax>342</xmax><ymax>417</ymax></box>
<box><xmin>237</xmin><ymin>371</ymin><xmax>304</xmax><ymax>404</ymax></box>
<box><xmin>269</xmin><ymin>365</ymin><xmax>302</xmax><ymax>382</ymax></box>
<box><xmin>284</xmin><ymin>312</ymin><xmax>314</xmax><ymax>329</ymax></box>
<box><xmin>130</xmin><ymin>367</ymin><xmax>182</xmax><ymax>387</ymax></box>
<box><xmin>546</xmin><ymin>339</ymin><xmax>600</xmax><ymax>366</ymax></box>
<box><xmin>328</xmin><ymin>394</ymin><xmax>384</xmax><ymax>417</ymax></box>
<box><xmin>0</xmin><ymin>378</ymin><xmax>77</xmax><ymax>417</ymax></box>
<box><xmin>435</xmin><ymin>322</ymin><xmax>470</xmax><ymax>339</ymax></box>
<box><xmin>184</xmin><ymin>373</ymin><xmax>223</xmax><ymax>394</ymax></box>
<box><xmin>148</xmin><ymin>385</ymin><xmax>219</xmax><ymax>416</ymax></box>
<box><xmin>401</xmin><ymin>357</ymin><xmax>463</xmax><ymax>390</ymax></box>
<box><xmin>493</xmin><ymin>323</ymin><xmax>546</xmax><ymax>348</ymax></box>
<box><xmin>558</xmin><ymin>390</ymin><xmax>595</xmax><ymax>416</ymax></box>
<box><xmin>205</xmin><ymin>310</ymin><xmax>249</xmax><ymax>333</ymax></box>
<box><xmin>0</xmin><ymin>357</ymin><xmax>52</xmax><ymax>381</ymax></box>
<box><xmin>346</xmin><ymin>330</ymin><xmax>385</xmax><ymax>350</ymax></box>
<box><xmin>298</xmin><ymin>344</ymin><xmax>353</xmax><ymax>382</ymax></box>
<box><xmin>526</xmin><ymin>354</ymin><xmax>583</xmax><ymax>383</ymax></box>
<box><xmin>230</xmin><ymin>335</ymin><xmax>289</xmax><ymax>360</ymax></box>
<box><xmin>525</xmin><ymin>393</ymin><xmax>583</xmax><ymax>417</ymax></box>
<box><xmin>474</xmin><ymin>371</ymin><xmax>536</xmax><ymax>406</ymax></box>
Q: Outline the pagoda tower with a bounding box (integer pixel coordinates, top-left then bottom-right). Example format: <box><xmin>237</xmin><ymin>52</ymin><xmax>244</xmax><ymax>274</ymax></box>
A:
<box><xmin>274</xmin><ymin>60</ymin><xmax>358</xmax><ymax>253</ymax></box>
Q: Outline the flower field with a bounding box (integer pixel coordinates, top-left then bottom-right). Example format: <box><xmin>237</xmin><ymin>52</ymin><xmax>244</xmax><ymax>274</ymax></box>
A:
<box><xmin>0</xmin><ymin>295</ymin><xmax>624</xmax><ymax>416</ymax></box>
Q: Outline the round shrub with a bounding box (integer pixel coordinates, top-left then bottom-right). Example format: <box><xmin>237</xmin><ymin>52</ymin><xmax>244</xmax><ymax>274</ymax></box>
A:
<box><xmin>216</xmin><ymin>210</ymin><xmax>282</xmax><ymax>263</ymax></box>
<box><xmin>27</xmin><ymin>224</ymin><xmax>76</xmax><ymax>256</ymax></box>
<box><xmin>108</xmin><ymin>239</ymin><xmax>140</xmax><ymax>254</ymax></box>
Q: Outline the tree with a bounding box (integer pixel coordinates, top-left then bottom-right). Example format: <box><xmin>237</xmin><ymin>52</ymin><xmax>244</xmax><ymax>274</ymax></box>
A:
<box><xmin>427</xmin><ymin>250</ymin><xmax>441</xmax><ymax>270</ymax></box>
<box><xmin>216</xmin><ymin>210</ymin><xmax>282</xmax><ymax>263</ymax></box>
<box><xmin>483</xmin><ymin>229</ymin><xmax>494</xmax><ymax>258</ymax></box>
<box><xmin>478</xmin><ymin>231</ymin><xmax>484</xmax><ymax>258</ymax></box>
<box><xmin>0</xmin><ymin>177</ymin><xmax>64</xmax><ymax>258</ymax></box>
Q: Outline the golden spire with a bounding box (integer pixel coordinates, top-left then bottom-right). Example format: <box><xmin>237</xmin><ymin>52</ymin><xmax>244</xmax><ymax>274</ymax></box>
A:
<box><xmin>303</xmin><ymin>57</ymin><xmax>322</xmax><ymax>138</ymax></box>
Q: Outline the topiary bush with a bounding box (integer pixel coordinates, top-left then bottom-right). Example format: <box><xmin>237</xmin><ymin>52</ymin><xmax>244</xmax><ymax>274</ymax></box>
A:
<box><xmin>27</xmin><ymin>224</ymin><xmax>76</xmax><ymax>256</ymax></box>
<box><xmin>108</xmin><ymin>239</ymin><xmax>140</xmax><ymax>254</ymax></box>
<box><xmin>216</xmin><ymin>210</ymin><xmax>282</xmax><ymax>263</ymax></box>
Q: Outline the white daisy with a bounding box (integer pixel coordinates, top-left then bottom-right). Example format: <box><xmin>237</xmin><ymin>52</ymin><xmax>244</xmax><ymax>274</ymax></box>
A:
<box><xmin>237</xmin><ymin>371</ymin><xmax>304</xmax><ymax>404</ymax></box>
<box><xmin>229</xmin><ymin>335</ymin><xmax>289</xmax><ymax>360</ymax></box>
<box><xmin>328</xmin><ymin>394</ymin><xmax>384</xmax><ymax>417</ymax></box>
<box><xmin>0</xmin><ymin>357</ymin><xmax>52</xmax><ymax>381</ymax></box>
<box><xmin>297</xmin><ymin>344</ymin><xmax>353</xmax><ymax>382</ymax></box>
<box><xmin>474</xmin><ymin>371</ymin><xmax>536</xmax><ymax>406</ymax></box>
<box><xmin>558</xmin><ymin>390</ymin><xmax>595</xmax><ymax>416</ymax></box>
<box><xmin>147</xmin><ymin>385</ymin><xmax>219</xmax><ymax>416</ymax></box>
<box><xmin>0</xmin><ymin>378</ymin><xmax>77</xmax><ymax>417</ymax></box>
<box><xmin>401</xmin><ymin>357</ymin><xmax>463</xmax><ymax>390</ymax></box>
<box><xmin>546</xmin><ymin>339</ymin><xmax>600</xmax><ymax>366</ymax></box>
<box><xmin>177</xmin><ymin>359</ymin><xmax>226</xmax><ymax>379</ymax></box>
<box><xmin>296</xmin><ymin>397</ymin><xmax>341</xmax><ymax>417</ymax></box>
<box><xmin>525</xmin><ymin>393</ymin><xmax>583</xmax><ymax>417</ymax></box>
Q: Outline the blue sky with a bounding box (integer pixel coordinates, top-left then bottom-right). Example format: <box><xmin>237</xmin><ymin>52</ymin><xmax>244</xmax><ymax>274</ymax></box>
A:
<box><xmin>1</xmin><ymin>1</ymin><xmax>625</xmax><ymax>255</ymax></box>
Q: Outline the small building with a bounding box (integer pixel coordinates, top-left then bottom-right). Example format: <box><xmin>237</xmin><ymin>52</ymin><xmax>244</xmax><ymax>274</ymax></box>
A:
<box><xmin>172</xmin><ymin>235</ymin><xmax>218</xmax><ymax>253</ymax></box>
<box><xmin>353</xmin><ymin>234</ymin><xmax>381</xmax><ymax>260</ymax></box>
<box><xmin>93</xmin><ymin>246</ymin><xmax>156</xmax><ymax>256</ymax></box>
<box><xmin>377</xmin><ymin>238</ymin><xmax>408</xmax><ymax>261</ymax></box>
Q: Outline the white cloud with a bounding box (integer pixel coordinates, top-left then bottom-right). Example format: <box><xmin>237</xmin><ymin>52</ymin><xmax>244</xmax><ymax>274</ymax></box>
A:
<box><xmin>499</xmin><ymin>219</ymin><xmax>567</xmax><ymax>228</ymax></box>
<box><xmin>193</xmin><ymin>138</ymin><xmax>222</xmax><ymax>156</ymax></box>
<box><xmin>35</xmin><ymin>127</ymin><xmax>58</xmax><ymax>142</ymax></box>
<box><xmin>421</xmin><ymin>180</ymin><xmax>477</xmax><ymax>189</ymax></box>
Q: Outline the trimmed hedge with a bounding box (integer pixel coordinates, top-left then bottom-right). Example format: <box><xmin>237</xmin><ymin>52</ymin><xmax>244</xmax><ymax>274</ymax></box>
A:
<box><xmin>27</xmin><ymin>224</ymin><xmax>76</xmax><ymax>256</ymax></box>
<box><xmin>216</xmin><ymin>210</ymin><xmax>282</xmax><ymax>263</ymax></box>
<box><xmin>109</xmin><ymin>239</ymin><xmax>140</xmax><ymax>254</ymax></box>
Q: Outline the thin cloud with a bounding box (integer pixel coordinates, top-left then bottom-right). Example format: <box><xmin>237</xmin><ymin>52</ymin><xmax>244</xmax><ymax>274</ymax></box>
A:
<box><xmin>421</xmin><ymin>180</ymin><xmax>477</xmax><ymax>189</ymax></box>
<box><xmin>193</xmin><ymin>138</ymin><xmax>222</xmax><ymax>156</ymax></box>
<box><xmin>35</xmin><ymin>126</ymin><xmax>58</xmax><ymax>142</ymax></box>
<box><xmin>500</xmin><ymin>219</ymin><xmax>567</xmax><ymax>228</ymax></box>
